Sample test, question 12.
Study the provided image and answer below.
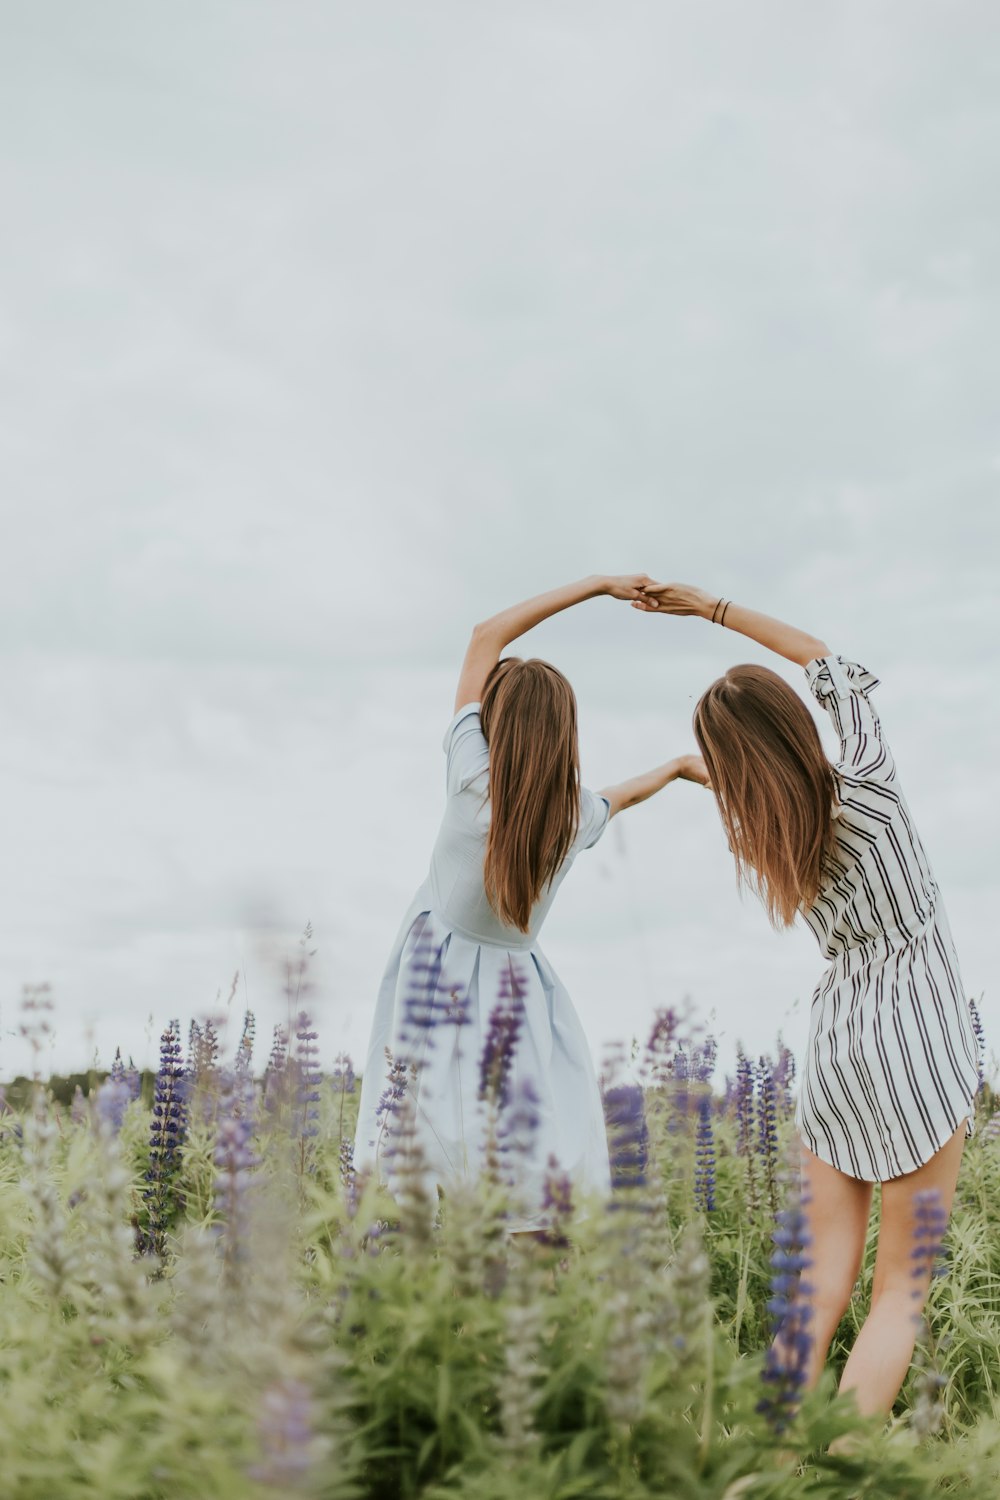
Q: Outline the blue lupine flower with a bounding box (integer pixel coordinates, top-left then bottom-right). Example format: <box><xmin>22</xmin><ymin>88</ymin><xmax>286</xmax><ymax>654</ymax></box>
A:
<box><xmin>694</xmin><ymin>1093</ymin><xmax>716</xmax><ymax>1212</ymax></box>
<box><xmin>70</xmin><ymin>1084</ymin><xmax>87</xmax><ymax>1126</ymax></box>
<box><xmin>757</xmin><ymin>1186</ymin><xmax>814</xmax><ymax>1435</ymax></box>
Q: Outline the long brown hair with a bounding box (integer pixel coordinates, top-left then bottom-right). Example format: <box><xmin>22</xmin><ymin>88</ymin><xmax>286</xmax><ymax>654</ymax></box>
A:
<box><xmin>479</xmin><ymin>657</ymin><xmax>580</xmax><ymax>933</ymax></box>
<box><xmin>693</xmin><ymin>664</ymin><xmax>836</xmax><ymax>928</ymax></box>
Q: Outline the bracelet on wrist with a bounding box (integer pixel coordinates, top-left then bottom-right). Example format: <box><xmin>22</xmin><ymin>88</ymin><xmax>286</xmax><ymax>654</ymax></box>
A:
<box><xmin>710</xmin><ymin>597</ymin><xmax>723</xmax><ymax>624</ymax></box>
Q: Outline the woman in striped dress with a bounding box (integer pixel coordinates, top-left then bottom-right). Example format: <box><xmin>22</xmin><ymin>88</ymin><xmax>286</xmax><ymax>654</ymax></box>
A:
<box><xmin>633</xmin><ymin>581</ymin><xmax>980</xmax><ymax>1420</ymax></box>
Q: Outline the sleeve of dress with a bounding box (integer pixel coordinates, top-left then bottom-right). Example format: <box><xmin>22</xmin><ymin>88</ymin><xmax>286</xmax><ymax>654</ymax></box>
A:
<box><xmin>443</xmin><ymin>703</ymin><xmax>490</xmax><ymax>795</ymax></box>
<box><xmin>805</xmin><ymin>656</ymin><xmax>894</xmax><ymax>782</ymax></box>
<box><xmin>576</xmin><ymin>787</ymin><xmax>612</xmax><ymax>850</ymax></box>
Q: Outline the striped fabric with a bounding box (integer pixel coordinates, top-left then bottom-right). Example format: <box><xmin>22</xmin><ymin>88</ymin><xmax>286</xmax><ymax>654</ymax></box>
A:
<box><xmin>796</xmin><ymin>656</ymin><xmax>980</xmax><ymax>1182</ymax></box>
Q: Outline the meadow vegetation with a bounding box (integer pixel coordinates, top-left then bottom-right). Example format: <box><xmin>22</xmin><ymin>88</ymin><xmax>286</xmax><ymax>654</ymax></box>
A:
<box><xmin>1</xmin><ymin>969</ymin><xmax>998</xmax><ymax>1499</ymax></box>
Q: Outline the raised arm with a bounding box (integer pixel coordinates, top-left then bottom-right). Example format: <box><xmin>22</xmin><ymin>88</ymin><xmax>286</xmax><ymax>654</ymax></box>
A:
<box><xmin>632</xmin><ymin>582</ymin><xmax>828</xmax><ymax>668</ymax></box>
<box><xmin>599</xmin><ymin>754</ymin><xmax>710</xmax><ymax>819</ymax></box>
<box><xmin>455</xmin><ymin>573</ymin><xmax>652</xmax><ymax>712</ymax></box>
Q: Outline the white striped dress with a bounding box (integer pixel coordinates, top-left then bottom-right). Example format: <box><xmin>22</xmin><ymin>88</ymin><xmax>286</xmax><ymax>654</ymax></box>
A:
<box><xmin>796</xmin><ymin>655</ymin><xmax>980</xmax><ymax>1182</ymax></box>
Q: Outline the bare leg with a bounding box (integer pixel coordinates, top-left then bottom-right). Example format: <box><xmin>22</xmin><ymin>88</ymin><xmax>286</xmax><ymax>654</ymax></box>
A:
<box><xmin>798</xmin><ymin>1145</ymin><xmax>874</xmax><ymax>1389</ymax></box>
<box><xmin>837</xmin><ymin>1122</ymin><xmax>966</xmax><ymax>1419</ymax></box>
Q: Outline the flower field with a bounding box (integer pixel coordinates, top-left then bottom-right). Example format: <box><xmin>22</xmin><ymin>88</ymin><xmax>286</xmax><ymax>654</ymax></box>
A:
<box><xmin>2</xmin><ymin>979</ymin><xmax>1000</xmax><ymax>1500</ymax></box>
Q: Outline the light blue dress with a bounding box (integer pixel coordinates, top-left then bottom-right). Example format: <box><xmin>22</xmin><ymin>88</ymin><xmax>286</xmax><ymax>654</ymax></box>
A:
<box><xmin>354</xmin><ymin>703</ymin><xmax>612</xmax><ymax>1225</ymax></box>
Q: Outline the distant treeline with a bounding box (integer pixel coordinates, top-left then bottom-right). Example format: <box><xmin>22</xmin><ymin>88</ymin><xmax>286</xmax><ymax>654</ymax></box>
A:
<box><xmin>1</xmin><ymin>1072</ymin><xmax>157</xmax><ymax>1111</ymax></box>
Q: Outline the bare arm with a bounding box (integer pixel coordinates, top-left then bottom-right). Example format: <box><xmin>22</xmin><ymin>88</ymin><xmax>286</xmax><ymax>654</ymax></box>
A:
<box><xmin>599</xmin><ymin>754</ymin><xmax>711</xmax><ymax>820</ymax></box>
<box><xmin>454</xmin><ymin>573</ymin><xmax>652</xmax><ymax>712</ymax></box>
<box><xmin>632</xmin><ymin>583</ymin><xmax>828</xmax><ymax>668</ymax></box>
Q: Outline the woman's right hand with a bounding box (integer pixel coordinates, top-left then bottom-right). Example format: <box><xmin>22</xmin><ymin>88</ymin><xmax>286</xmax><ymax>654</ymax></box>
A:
<box><xmin>631</xmin><ymin>581</ymin><xmax>717</xmax><ymax>617</ymax></box>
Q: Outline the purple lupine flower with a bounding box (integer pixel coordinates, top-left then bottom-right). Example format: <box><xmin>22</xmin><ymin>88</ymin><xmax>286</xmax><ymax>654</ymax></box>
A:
<box><xmin>497</xmin><ymin>1077</ymin><xmax>542</xmax><ymax>1176</ymax></box>
<box><xmin>111</xmin><ymin>1048</ymin><xmax>126</xmax><ymax>1086</ymax></box>
<box><xmin>910</xmin><ymin>1189</ymin><xmax>949</xmax><ymax>1294</ymax></box>
<box><xmin>969</xmin><ymin>998</ymin><xmax>986</xmax><ymax>1093</ymax></box>
<box><xmin>757</xmin><ymin>1185</ymin><xmax>814</xmax><ymax>1435</ymax></box>
<box><xmin>264</xmin><ymin>1024</ymin><xmax>289</xmax><ymax>1116</ymax></box>
<box><xmin>694</xmin><ymin>1093</ymin><xmax>716</xmax><ymax>1212</ymax></box>
<box><xmin>293</xmin><ymin>1011</ymin><xmax>322</xmax><ymax>1150</ymax></box>
<box><xmin>756</xmin><ymin>1057</ymin><xmax>780</xmax><ymax>1216</ymax></box>
<box><xmin>268</xmin><ymin>1024</ymin><xmax>288</xmax><ymax>1073</ymax></box>
<box><xmin>363</xmin><ymin>1220</ymin><xmax>388</xmax><ymax>1257</ymax></box>
<box><xmin>399</xmin><ymin>918</ymin><xmax>447</xmax><ymax>1044</ymax></box>
<box><xmin>235</xmin><ymin>1009</ymin><xmax>256</xmax><ymax>1079</ymax></box>
<box><xmin>213</xmin><ymin>1071</ymin><xmax>260</xmax><ymax>1283</ymax></box>
<box><xmin>125</xmin><ymin>1064</ymin><xmax>141</xmax><ymax>1102</ymax></box>
<box><xmin>773</xmin><ymin>1036</ymin><xmax>797</xmax><ymax>1117</ymax></box>
<box><xmin>671</xmin><ymin>1046</ymin><xmax>691</xmax><ymax>1121</ymax></box>
<box><xmin>645</xmin><ymin>1007</ymin><xmax>680</xmax><ymax>1082</ymax></box>
<box><xmin>95</xmin><ymin>1076</ymin><xmax>131</xmax><ymax>1136</ymax></box>
<box><xmin>188</xmin><ymin>1020</ymin><xmax>203</xmax><ymax>1071</ymax></box>
<box><xmin>540</xmin><ymin>1155</ymin><xmax>574</xmax><ymax>1223</ymax></box>
<box><xmin>907</xmin><ymin>1189</ymin><xmax>950</xmax><ymax>1435</ymax></box>
<box><xmin>603</xmin><ymin>1082</ymin><xmax>649</xmax><ymax>1200</ymax></box>
<box><xmin>692</xmin><ymin>1035</ymin><xmax>718</xmax><ymax>1084</ymax></box>
<box><xmin>202</xmin><ymin>1018</ymin><xmax>221</xmax><ymax>1076</ymax></box>
<box><xmin>445</xmin><ymin>986</ymin><xmax>470</xmax><ymax>1028</ymax></box>
<box><xmin>373</xmin><ymin>1049</ymin><xmax>408</xmax><ymax>1155</ymax></box>
<box><xmin>734</xmin><ymin>1048</ymin><xmax>755</xmax><ymax>1152</ymax></box>
<box><xmin>70</xmin><ymin>1084</ymin><xmax>87</xmax><ymax>1126</ymax></box>
<box><xmin>540</xmin><ymin>1153</ymin><xmax>574</xmax><ymax>1245</ymax></box>
<box><xmin>339</xmin><ymin>1138</ymin><xmax>358</xmax><ymax>1218</ymax></box>
<box><xmin>332</xmin><ymin>1050</ymin><xmax>356</xmax><ymax>1151</ymax></box>
<box><xmin>734</xmin><ymin>1046</ymin><xmax>760</xmax><ymax>1218</ymax></box>
<box><xmin>332</xmin><ymin>1053</ymin><xmax>355</xmax><ymax>1095</ymax></box>
<box><xmin>249</xmin><ymin>1377</ymin><xmax>319</xmax><ymax>1489</ymax></box>
<box><xmin>478</xmin><ymin>965</ymin><xmax>527</xmax><ymax>1110</ymax></box>
<box><xmin>141</xmin><ymin>1019</ymin><xmax>188</xmax><ymax>1259</ymax></box>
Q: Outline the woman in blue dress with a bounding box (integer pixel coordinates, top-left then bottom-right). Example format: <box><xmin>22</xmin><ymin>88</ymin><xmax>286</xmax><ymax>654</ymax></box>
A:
<box><xmin>354</xmin><ymin>573</ymin><xmax>709</xmax><ymax>1228</ymax></box>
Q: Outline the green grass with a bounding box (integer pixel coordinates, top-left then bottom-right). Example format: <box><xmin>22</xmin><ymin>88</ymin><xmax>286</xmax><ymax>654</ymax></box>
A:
<box><xmin>0</xmin><ymin>1032</ymin><xmax>998</xmax><ymax>1499</ymax></box>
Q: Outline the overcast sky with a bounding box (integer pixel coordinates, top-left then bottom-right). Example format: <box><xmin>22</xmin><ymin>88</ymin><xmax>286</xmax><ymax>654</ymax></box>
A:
<box><xmin>1</xmin><ymin>2</ymin><xmax>997</xmax><ymax>1086</ymax></box>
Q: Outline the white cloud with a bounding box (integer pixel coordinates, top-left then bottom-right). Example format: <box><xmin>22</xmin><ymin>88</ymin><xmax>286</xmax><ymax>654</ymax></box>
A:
<box><xmin>0</xmin><ymin>2</ymin><xmax>997</xmax><ymax>1080</ymax></box>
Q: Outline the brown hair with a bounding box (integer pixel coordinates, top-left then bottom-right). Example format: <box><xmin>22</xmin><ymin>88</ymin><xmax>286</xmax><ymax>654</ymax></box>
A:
<box><xmin>693</xmin><ymin>664</ymin><xmax>836</xmax><ymax>928</ymax></box>
<box><xmin>479</xmin><ymin>657</ymin><xmax>580</xmax><ymax>933</ymax></box>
